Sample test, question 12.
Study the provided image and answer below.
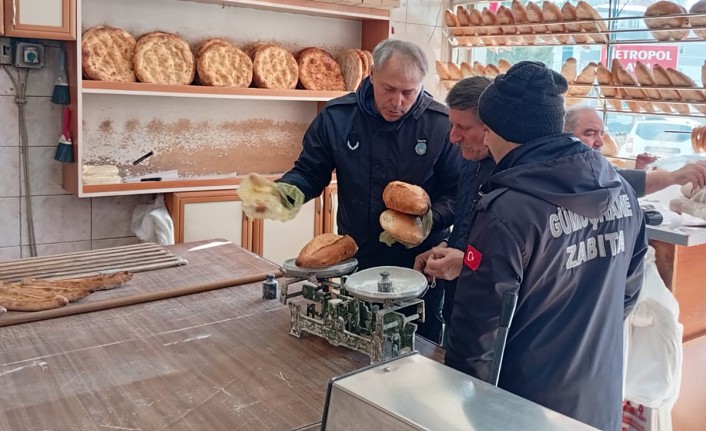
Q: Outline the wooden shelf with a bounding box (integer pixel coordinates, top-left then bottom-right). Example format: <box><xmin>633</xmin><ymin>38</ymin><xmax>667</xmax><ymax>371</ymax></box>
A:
<box><xmin>174</xmin><ymin>0</ymin><xmax>391</xmax><ymax>21</ymax></box>
<box><xmin>81</xmin><ymin>81</ymin><xmax>350</xmax><ymax>102</ymax></box>
<box><xmin>81</xmin><ymin>177</ymin><xmax>241</xmax><ymax>197</ymax></box>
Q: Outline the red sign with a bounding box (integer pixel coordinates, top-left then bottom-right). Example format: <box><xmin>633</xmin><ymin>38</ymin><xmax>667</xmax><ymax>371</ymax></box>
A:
<box><xmin>464</xmin><ymin>244</ymin><xmax>483</xmax><ymax>271</ymax></box>
<box><xmin>600</xmin><ymin>45</ymin><xmax>679</xmax><ymax>73</ymax></box>
<box><xmin>488</xmin><ymin>2</ymin><xmax>499</xmax><ymax>13</ymax></box>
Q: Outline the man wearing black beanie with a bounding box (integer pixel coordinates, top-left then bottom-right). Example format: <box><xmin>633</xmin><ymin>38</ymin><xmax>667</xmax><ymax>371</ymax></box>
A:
<box><xmin>445</xmin><ymin>61</ymin><xmax>648</xmax><ymax>431</ymax></box>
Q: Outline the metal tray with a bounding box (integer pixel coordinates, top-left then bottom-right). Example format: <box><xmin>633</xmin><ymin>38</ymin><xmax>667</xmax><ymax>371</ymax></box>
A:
<box><xmin>280</xmin><ymin>258</ymin><xmax>358</xmax><ymax>279</ymax></box>
<box><xmin>344</xmin><ymin>266</ymin><xmax>428</xmax><ymax>302</ymax></box>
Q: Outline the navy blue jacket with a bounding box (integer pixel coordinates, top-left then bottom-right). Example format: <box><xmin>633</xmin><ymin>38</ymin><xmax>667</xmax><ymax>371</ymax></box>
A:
<box><xmin>446</xmin><ymin>134</ymin><xmax>647</xmax><ymax>431</ymax></box>
<box><xmin>280</xmin><ymin>78</ymin><xmax>463</xmax><ymax>270</ymax></box>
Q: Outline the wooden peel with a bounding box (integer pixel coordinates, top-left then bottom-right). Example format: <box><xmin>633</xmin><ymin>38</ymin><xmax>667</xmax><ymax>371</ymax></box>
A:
<box><xmin>0</xmin><ymin>271</ymin><xmax>282</xmax><ymax>327</ymax></box>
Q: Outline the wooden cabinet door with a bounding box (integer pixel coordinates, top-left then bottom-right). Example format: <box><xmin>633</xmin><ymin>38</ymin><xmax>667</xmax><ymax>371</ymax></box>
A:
<box><xmin>323</xmin><ymin>184</ymin><xmax>339</xmax><ymax>234</ymax></box>
<box><xmin>254</xmin><ymin>197</ymin><xmax>324</xmax><ymax>266</ymax></box>
<box><xmin>166</xmin><ymin>190</ymin><xmax>251</xmax><ymax>249</ymax></box>
<box><xmin>4</xmin><ymin>0</ymin><xmax>75</xmax><ymax>40</ymax></box>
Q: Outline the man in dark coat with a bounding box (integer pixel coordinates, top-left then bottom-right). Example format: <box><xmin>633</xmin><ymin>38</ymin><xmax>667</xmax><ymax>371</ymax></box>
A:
<box><xmin>445</xmin><ymin>62</ymin><xmax>647</xmax><ymax>431</ymax></box>
<box><xmin>244</xmin><ymin>39</ymin><xmax>463</xmax><ymax>342</ymax></box>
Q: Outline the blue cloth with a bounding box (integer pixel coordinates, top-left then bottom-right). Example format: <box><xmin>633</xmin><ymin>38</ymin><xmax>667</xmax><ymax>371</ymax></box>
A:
<box><xmin>446</xmin><ymin>134</ymin><xmax>647</xmax><ymax>431</ymax></box>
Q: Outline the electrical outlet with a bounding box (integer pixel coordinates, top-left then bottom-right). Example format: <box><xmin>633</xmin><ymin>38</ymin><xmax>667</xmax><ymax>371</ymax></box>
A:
<box><xmin>14</xmin><ymin>42</ymin><xmax>44</xmax><ymax>69</ymax></box>
<box><xmin>0</xmin><ymin>38</ymin><xmax>12</xmax><ymax>65</ymax></box>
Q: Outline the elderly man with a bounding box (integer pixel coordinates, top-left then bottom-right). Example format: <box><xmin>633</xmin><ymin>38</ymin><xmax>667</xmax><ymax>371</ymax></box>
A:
<box><xmin>242</xmin><ymin>39</ymin><xmax>463</xmax><ymax>341</ymax></box>
<box><xmin>565</xmin><ymin>106</ymin><xmax>706</xmax><ymax>196</ymax></box>
<box><xmin>445</xmin><ymin>62</ymin><xmax>647</xmax><ymax>431</ymax></box>
<box><xmin>414</xmin><ymin>76</ymin><xmax>492</xmax><ymax>343</ymax></box>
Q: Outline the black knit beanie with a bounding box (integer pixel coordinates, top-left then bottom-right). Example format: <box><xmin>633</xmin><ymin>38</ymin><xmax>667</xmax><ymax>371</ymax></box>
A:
<box><xmin>478</xmin><ymin>61</ymin><xmax>568</xmax><ymax>144</ymax></box>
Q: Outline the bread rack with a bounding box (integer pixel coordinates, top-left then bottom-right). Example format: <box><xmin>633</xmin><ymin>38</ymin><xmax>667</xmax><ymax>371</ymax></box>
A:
<box><xmin>444</xmin><ymin>11</ymin><xmax>706</xmax><ymax>48</ymax></box>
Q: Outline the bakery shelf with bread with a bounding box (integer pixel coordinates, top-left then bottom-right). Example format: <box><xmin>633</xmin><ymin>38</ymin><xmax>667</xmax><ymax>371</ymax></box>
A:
<box><xmin>444</xmin><ymin>1</ymin><xmax>706</xmax><ymax>48</ymax></box>
<box><xmin>64</xmin><ymin>0</ymin><xmax>390</xmax><ymax>197</ymax></box>
<box><xmin>81</xmin><ymin>80</ymin><xmax>349</xmax><ymax>102</ymax></box>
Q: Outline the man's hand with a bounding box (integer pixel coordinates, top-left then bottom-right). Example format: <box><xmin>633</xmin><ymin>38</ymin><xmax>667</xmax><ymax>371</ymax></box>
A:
<box><xmin>671</xmin><ymin>161</ymin><xmax>706</xmax><ymax>189</ymax></box>
<box><xmin>424</xmin><ymin>245</ymin><xmax>464</xmax><ymax>281</ymax></box>
<box><xmin>646</xmin><ymin>162</ymin><xmax>706</xmax><ymax>195</ymax></box>
<box><xmin>414</xmin><ymin>241</ymin><xmax>446</xmax><ymax>282</ymax></box>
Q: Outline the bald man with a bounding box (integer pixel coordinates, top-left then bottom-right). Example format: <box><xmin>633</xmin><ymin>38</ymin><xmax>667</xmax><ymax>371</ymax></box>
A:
<box><xmin>565</xmin><ymin>106</ymin><xmax>706</xmax><ymax>196</ymax></box>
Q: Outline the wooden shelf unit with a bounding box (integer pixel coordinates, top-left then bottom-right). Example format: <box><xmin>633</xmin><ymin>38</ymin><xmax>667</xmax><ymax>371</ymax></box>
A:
<box><xmin>64</xmin><ymin>0</ymin><xmax>391</xmax><ymax>198</ymax></box>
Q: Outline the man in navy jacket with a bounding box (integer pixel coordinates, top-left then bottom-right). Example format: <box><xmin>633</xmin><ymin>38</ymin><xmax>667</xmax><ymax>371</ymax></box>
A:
<box><xmin>445</xmin><ymin>62</ymin><xmax>647</xmax><ymax>431</ymax></box>
<box><xmin>276</xmin><ymin>39</ymin><xmax>463</xmax><ymax>341</ymax></box>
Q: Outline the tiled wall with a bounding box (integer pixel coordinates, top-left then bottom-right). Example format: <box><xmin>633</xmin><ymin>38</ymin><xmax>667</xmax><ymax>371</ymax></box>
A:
<box><xmin>0</xmin><ymin>4</ymin><xmax>445</xmax><ymax>262</ymax></box>
<box><xmin>0</xmin><ymin>46</ymin><xmax>149</xmax><ymax>261</ymax></box>
<box><xmin>390</xmin><ymin>0</ymin><xmax>446</xmax><ymax>100</ymax></box>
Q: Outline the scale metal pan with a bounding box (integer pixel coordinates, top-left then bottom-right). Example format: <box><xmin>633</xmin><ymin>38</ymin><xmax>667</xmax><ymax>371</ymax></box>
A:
<box><xmin>281</xmin><ymin>258</ymin><xmax>358</xmax><ymax>279</ymax></box>
<box><xmin>344</xmin><ymin>266</ymin><xmax>428</xmax><ymax>303</ymax></box>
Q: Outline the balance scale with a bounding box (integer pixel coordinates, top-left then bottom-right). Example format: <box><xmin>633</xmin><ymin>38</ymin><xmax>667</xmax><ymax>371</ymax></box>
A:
<box><xmin>279</xmin><ymin>258</ymin><xmax>428</xmax><ymax>363</ymax></box>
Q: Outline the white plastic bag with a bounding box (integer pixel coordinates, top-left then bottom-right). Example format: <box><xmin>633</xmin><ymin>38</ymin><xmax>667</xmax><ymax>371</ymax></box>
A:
<box><xmin>622</xmin><ymin>246</ymin><xmax>683</xmax><ymax>431</ymax></box>
<box><xmin>131</xmin><ymin>194</ymin><xmax>175</xmax><ymax>245</ymax></box>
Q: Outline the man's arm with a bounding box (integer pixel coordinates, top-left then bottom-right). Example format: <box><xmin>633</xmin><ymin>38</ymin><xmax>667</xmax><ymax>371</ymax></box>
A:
<box><xmin>430</xmin><ymin>137</ymin><xmax>463</xmax><ymax>229</ymax></box>
<box><xmin>278</xmin><ymin>112</ymin><xmax>335</xmax><ymax>201</ymax></box>
<box><xmin>644</xmin><ymin>162</ymin><xmax>706</xmax><ymax>195</ymax></box>
<box><xmin>445</xmin><ymin>210</ymin><xmax>523</xmax><ymax>381</ymax></box>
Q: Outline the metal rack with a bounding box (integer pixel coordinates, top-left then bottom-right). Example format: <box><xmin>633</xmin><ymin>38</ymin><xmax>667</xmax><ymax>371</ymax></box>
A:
<box><xmin>445</xmin><ymin>12</ymin><xmax>706</xmax><ymax>48</ymax></box>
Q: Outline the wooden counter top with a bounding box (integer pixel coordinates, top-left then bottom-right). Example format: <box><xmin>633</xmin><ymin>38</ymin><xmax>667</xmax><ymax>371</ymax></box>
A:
<box><xmin>0</xmin><ymin>241</ymin><xmax>443</xmax><ymax>430</ymax></box>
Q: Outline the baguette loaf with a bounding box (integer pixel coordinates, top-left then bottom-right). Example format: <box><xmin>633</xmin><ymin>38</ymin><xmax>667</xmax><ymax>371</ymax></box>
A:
<box><xmin>295</xmin><ymin>233</ymin><xmax>357</xmax><ymax>269</ymax></box>
<box><xmin>691</xmin><ymin>1</ymin><xmax>706</xmax><ymax>39</ymax></box>
<box><xmin>644</xmin><ymin>1</ymin><xmax>690</xmax><ymax>41</ymax></box>
<box><xmin>382</xmin><ymin>181</ymin><xmax>431</xmax><ymax>215</ymax></box>
<box><xmin>379</xmin><ymin>210</ymin><xmax>425</xmax><ymax>246</ymax></box>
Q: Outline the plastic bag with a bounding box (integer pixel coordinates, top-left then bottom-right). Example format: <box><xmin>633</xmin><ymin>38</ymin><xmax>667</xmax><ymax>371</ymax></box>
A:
<box><xmin>239</xmin><ymin>173</ymin><xmax>304</xmax><ymax>222</ymax></box>
<box><xmin>131</xmin><ymin>194</ymin><xmax>175</xmax><ymax>245</ymax></box>
<box><xmin>622</xmin><ymin>246</ymin><xmax>683</xmax><ymax>430</ymax></box>
<box><xmin>380</xmin><ymin>209</ymin><xmax>433</xmax><ymax>248</ymax></box>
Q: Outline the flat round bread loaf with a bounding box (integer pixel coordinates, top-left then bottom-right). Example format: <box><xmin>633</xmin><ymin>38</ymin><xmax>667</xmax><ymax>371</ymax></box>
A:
<box><xmin>195</xmin><ymin>38</ymin><xmax>252</xmax><ymax>87</ymax></box>
<box><xmin>511</xmin><ymin>0</ymin><xmax>535</xmax><ymax>43</ymax></box>
<box><xmin>446</xmin><ymin>62</ymin><xmax>463</xmax><ymax>80</ymax></box>
<box><xmin>460</xmin><ymin>61</ymin><xmax>474</xmax><ymax>77</ymax></box>
<box><xmin>339</xmin><ymin>49</ymin><xmax>364</xmax><ymax>91</ymax></box>
<box><xmin>251</xmin><ymin>44</ymin><xmax>298</xmax><ymax>89</ymax></box>
<box><xmin>82</xmin><ymin>26</ymin><xmax>137</xmax><ymax>82</ymax></box>
<box><xmin>355</xmin><ymin>49</ymin><xmax>370</xmax><ymax>77</ymax></box>
<box><xmin>134</xmin><ymin>32</ymin><xmax>195</xmax><ymax>85</ymax></box>
<box><xmin>644</xmin><ymin>1</ymin><xmax>690</xmax><ymax>41</ymax></box>
<box><xmin>296</xmin><ymin>47</ymin><xmax>345</xmax><ymax>91</ymax></box>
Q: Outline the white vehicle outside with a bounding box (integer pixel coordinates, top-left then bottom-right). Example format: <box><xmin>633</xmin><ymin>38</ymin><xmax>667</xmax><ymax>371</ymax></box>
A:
<box><xmin>619</xmin><ymin>118</ymin><xmax>703</xmax><ymax>158</ymax></box>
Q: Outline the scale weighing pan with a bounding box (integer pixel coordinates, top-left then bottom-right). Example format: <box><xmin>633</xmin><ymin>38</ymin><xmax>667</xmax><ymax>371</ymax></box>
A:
<box><xmin>281</xmin><ymin>258</ymin><xmax>358</xmax><ymax>279</ymax></box>
<box><xmin>344</xmin><ymin>266</ymin><xmax>428</xmax><ymax>303</ymax></box>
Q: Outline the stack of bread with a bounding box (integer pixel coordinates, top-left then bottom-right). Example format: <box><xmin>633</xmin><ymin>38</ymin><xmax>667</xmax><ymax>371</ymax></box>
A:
<box><xmin>444</xmin><ymin>1</ymin><xmax>607</xmax><ymax>46</ymax></box>
<box><xmin>436</xmin><ymin>59</ymin><xmax>512</xmax><ymax>88</ymax></box>
<box><xmin>379</xmin><ymin>181</ymin><xmax>431</xmax><ymax>246</ymax></box>
<box><xmin>560</xmin><ymin>58</ymin><xmax>597</xmax><ymax>106</ymax></box>
<box><xmin>81</xmin><ymin>25</ymin><xmax>368</xmax><ymax>92</ymax></box>
<box><xmin>295</xmin><ymin>234</ymin><xmax>357</xmax><ymax>269</ymax></box>
<box><xmin>338</xmin><ymin>49</ymin><xmax>374</xmax><ymax>91</ymax></box>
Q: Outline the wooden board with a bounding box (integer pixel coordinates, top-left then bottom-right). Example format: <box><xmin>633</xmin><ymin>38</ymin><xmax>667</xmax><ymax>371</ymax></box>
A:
<box><xmin>0</xmin><ymin>240</ymin><xmax>442</xmax><ymax>430</ymax></box>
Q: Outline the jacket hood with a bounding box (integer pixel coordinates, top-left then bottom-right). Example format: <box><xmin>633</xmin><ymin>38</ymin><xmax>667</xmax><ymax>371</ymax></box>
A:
<box><xmin>487</xmin><ymin>134</ymin><xmax>623</xmax><ymax>218</ymax></box>
<box><xmin>356</xmin><ymin>77</ymin><xmax>433</xmax><ymax>126</ymax></box>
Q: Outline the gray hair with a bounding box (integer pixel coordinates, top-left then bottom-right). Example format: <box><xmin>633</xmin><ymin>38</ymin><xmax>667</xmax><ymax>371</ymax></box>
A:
<box><xmin>445</xmin><ymin>76</ymin><xmax>492</xmax><ymax>111</ymax></box>
<box><xmin>564</xmin><ymin>105</ymin><xmax>598</xmax><ymax>132</ymax></box>
<box><xmin>372</xmin><ymin>39</ymin><xmax>428</xmax><ymax>82</ymax></box>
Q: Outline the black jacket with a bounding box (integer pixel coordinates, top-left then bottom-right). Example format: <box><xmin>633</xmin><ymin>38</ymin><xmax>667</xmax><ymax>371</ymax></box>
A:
<box><xmin>280</xmin><ymin>78</ymin><xmax>463</xmax><ymax>269</ymax></box>
<box><xmin>446</xmin><ymin>134</ymin><xmax>647</xmax><ymax>431</ymax></box>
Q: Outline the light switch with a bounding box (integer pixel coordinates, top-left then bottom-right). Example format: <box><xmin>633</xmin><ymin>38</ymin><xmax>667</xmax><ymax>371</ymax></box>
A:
<box><xmin>14</xmin><ymin>42</ymin><xmax>44</xmax><ymax>69</ymax></box>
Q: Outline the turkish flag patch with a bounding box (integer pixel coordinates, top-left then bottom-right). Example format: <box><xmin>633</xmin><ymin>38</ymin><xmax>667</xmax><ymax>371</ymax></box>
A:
<box><xmin>464</xmin><ymin>244</ymin><xmax>483</xmax><ymax>271</ymax></box>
